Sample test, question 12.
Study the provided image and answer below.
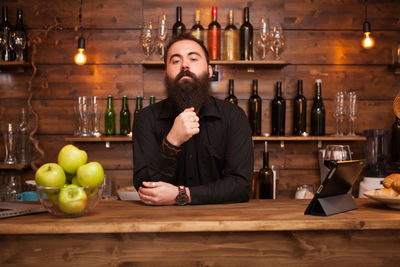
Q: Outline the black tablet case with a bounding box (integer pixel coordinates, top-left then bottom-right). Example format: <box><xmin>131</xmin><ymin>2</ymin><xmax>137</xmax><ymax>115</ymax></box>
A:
<box><xmin>305</xmin><ymin>160</ymin><xmax>365</xmax><ymax>216</ymax></box>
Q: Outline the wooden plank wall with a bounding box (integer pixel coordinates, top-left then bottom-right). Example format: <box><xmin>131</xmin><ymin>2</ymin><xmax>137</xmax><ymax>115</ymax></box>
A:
<box><xmin>0</xmin><ymin>0</ymin><xmax>399</xmax><ymax>199</ymax></box>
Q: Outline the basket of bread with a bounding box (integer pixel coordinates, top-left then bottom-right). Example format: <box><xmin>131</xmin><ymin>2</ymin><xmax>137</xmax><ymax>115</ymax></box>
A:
<box><xmin>364</xmin><ymin>173</ymin><xmax>400</xmax><ymax>209</ymax></box>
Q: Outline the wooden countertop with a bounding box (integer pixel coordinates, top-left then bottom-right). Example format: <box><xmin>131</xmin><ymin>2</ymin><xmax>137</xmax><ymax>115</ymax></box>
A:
<box><xmin>1</xmin><ymin>199</ymin><xmax>400</xmax><ymax>235</ymax></box>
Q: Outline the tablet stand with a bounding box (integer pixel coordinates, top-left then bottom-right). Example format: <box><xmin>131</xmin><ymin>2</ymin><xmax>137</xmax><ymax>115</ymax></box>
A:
<box><xmin>305</xmin><ymin>193</ymin><xmax>357</xmax><ymax>216</ymax></box>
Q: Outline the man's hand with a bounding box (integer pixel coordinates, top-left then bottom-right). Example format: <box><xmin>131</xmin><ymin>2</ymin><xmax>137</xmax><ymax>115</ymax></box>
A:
<box><xmin>138</xmin><ymin>181</ymin><xmax>190</xmax><ymax>205</ymax></box>
<box><xmin>166</xmin><ymin>107</ymin><xmax>200</xmax><ymax>147</ymax></box>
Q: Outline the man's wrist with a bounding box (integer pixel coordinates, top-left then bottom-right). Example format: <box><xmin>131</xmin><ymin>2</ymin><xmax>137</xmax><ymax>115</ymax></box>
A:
<box><xmin>160</xmin><ymin>137</ymin><xmax>182</xmax><ymax>158</ymax></box>
<box><xmin>166</xmin><ymin>133</ymin><xmax>181</xmax><ymax>147</ymax></box>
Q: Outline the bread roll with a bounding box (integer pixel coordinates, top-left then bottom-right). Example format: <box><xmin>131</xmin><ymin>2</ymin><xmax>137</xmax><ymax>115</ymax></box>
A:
<box><xmin>392</xmin><ymin>180</ymin><xmax>400</xmax><ymax>193</ymax></box>
<box><xmin>375</xmin><ymin>187</ymin><xmax>399</xmax><ymax>198</ymax></box>
<box><xmin>382</xmin><ymin>173</ymin><xmax>400</xmax><ymax>189</ymax></box>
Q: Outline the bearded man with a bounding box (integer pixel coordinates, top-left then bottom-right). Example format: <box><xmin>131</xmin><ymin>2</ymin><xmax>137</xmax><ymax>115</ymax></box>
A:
<box><xmin>133</xmin><ymin>33</ymin><xmax>253</xmax><ymax>205</ymax></box>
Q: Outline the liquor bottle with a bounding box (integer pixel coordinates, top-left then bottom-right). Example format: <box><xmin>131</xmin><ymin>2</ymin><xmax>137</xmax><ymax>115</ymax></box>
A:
<box><xmin>293</xmin><ymin>80</ymin><xmax>307</xmax><ymax>135</ymax></box>
<box><xmin>392</xmin><ymin>117</ymin><xmax>400</xmax><ymax>164</ymax></box>
<box><xmin>149</xmin><ymin>96</ymin><xmax>156</xmax><ymax>105</ymax></box>
<box><xmin>311</xmin><ymin>79</ymin><xmax>326</xmax><ymax>136</ymax></box>
<box><xmin>223</xmin><ymin>10</ymin><xmax>238</xmax><ymax>61</ymax></box>
<box><xmin>208</xmin><ymin>6</ymin><xmax>221</xmax><ymax>60</ymax></box>
<box><xmin>172</xmin><ymin>6</ymin><xmax>186</xmax><ymax>37</ymax></box>
<box><xmin>258</xmin><ymin>151</ymin><xmax>275</xmax><ymax>199</ymax></box>
<box><xmin>271</xmin><ymin>81</ymin><xmax>286</xmax><ymax>136</ymax></box>
<box><xmin>120</xmin><ymin>96</ymin><xmax>131</xmax><ymax>136</ymax></box>
<box><xmin>104</xmin><ymin>95</ymin><xmax>116</xmax><ymax>135</ymax></box>
<box><xmin>191</xmin><ymin>10</ymin><xmax>204</xmax><ymax>42</ymax></box>
<box><xmin>1</xmin><ymin>6</ymin><xmax>13</xmax><ymax>61</ymax></box>
<box><xmin>225</xmin><ymin>79</ymin><xmax>238</xmax><ymax>105</ymax></box>
<box><xmin>15</xmin><ymin>9</ymin><xmax>27</xmax><ymax>61</ymax></box>
<box><xmin>239</xmin><ymin>7</ymin><xmax>253</xmax><ymax>61</ymax></box>
<box><xmin>135</xmin><ymin>96</ymin><xmax>143</xmax><ymax>114</ymax></box>
<box><xmin>248</xmin><ymin>80</ymin><xmax>262</xmax><ymax>136</ymax></box>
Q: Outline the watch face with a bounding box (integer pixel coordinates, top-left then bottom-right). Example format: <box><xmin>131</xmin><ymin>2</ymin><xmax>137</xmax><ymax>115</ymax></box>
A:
<box><xmin>176</xmin><ymin>194</ymin><xmax>189</xmax><ymax>205</ymax></box>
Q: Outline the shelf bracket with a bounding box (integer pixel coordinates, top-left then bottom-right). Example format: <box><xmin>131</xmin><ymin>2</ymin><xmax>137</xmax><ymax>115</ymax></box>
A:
<box><xmin>280</xmin><ymin>141</ymin><xmax>285</xmax><ymax>148</ymax></box>
<box><xmin>318</xmin><ymin>140</ymin><xmax>322</xmax><ymax>148</ymax></box>
<box><xmin>105</xmin><ymin>141</ymin><xmax>110</xmax><ymax>149</ymax></box>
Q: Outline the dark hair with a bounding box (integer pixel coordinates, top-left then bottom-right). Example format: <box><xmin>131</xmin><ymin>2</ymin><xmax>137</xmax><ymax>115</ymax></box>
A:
<box><xmin>163</xmin><ymin>33</ymin><xmax>210</xmax><ymax>65</ymax></box>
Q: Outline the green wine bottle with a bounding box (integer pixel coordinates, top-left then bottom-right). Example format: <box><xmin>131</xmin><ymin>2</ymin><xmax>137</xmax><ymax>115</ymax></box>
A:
<box><xmin>120</xmin><ymin>96</ymin><xmax>131</xmax><ymax>136</ymax></box>
<box><xmin>311</xmin><ymin>79</ymin><xmax>325</xmax><ymax>136</ymax></box>
<box><xmin>225</xmin><ymin>79</ymin><xmax>238</xmax><ymax>105</ymax></box>
<box><xmin>135</xmin><ymin>96</ymin><xmax>143</xmax><ymax>114</ymax></box>
<box><xmin>248</xmin><ymin>80</ymin><xmax>261</xmax><ymax>136</ymax></box>
<box><xmin>104</xmin><ymin>95</ymin><xmax>116</xmax><ymax>135</ymax></box>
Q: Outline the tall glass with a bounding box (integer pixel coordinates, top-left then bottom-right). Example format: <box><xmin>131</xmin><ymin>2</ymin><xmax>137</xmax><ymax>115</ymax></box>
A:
<box><xmin>255</xmin><ymin>18</ymin><xmax>270</xmax><ymax>60</ymax></box>
<box><xmin>90</xmin><ymin>96</ymin><xmax>102</xmax><ymax>137</ymax></box>
<box><xmin>270</xmin><ymin>24</ymin><xmax>285</xmax><ymax>60</ymax></box>
<box><xmin>141</xmin><ymin>21</ymin><xmax>155</xmax><ymax>59</ymax></box>
<box><xmin>347</xmin><ymin>91</ymin><xmax>358</xmax><ymax>136</ymax></box>
<box><xmin>78</xmin><ymin>96</ymin><xmax>90</xmax><ymax>137</ymax></box>
<box><xmin>157</xmin><ymin>15</ymin><xmax>168</xmax><ymax>59</ymax></box>
<box><xmin>3</xmin><ymin>123</ymin><xmax>17</xmax><ymax>165</ymax></box>
<box><xmin>332</xmin><ymin>91</ymin><xmax>346</xmax><ymax>136</ymax></box>
<box><xmin>73</xmin><ymin>97</ymin><xmax>82</xmax><ymax>136</ymax></box>
<box><xmin>17</xmin><ymin>107</ymin><xmax>30</xmax><ymax>164</ymax></box>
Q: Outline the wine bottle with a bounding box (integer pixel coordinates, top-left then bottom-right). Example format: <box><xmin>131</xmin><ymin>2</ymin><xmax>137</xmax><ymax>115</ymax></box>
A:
<box><xmin>248</xmin><ymin>80</ymin><xmax>262</xmax><ymax>136</ymax></box>
<box><xmin>120</xmin><ymin>96</ymin><xmax>131</xmax><ymax>136</ymax></box>
<box><xmin>311</xmin><ymin>79</ymin><xmax>326</xmax><ymax>136</ymax></box>
<box><xmin>208</xmin><ymin>6</ymin><xmax>221</xmax><ymax>60</ymax></box>
<box><xmin>258</xmin><ymin>151</ymin><xmax>275</xmax><ymax>199</ymax></box>
<box><xmin>225</xmin><ymin>79</ymin><xmax>238</xmax><ymax>105</ymax></box>
<box><xmin>135</xmin><ymin>96</ymin><xmax>143</xmax><ymax>114</ymax></box>
<box><xmin>15</xmin><ymin>9</ymin><xmax>27</xmax><ymax>61</ymax></box>
<box><xmin>271</xmin><ymin>81</ymin><xmax>286</xmax><ymax>136</ymax></box>
<box><xmin>293</xmin><ymin>80</ymin><xmax>307</xmax><ymax>135</ymax></box>
<box><xmin>223</xmin><ymin>10</ymin><xmax>238</xmax><ymax>61</ymax></box>
<box><xmin>392</xmin><ymin>117</ymin><xmax>400</xmax><ymax>164</ymax></box>
<box><xmin>173</xmin><ymin>6</ymin><xmax>186</xmax><ymax>37</ymax></box>
<box><xmin>191</xmin><ymin>10</ymin><xmax>204</xmax><ymax>42</ymax></box>
<box><xmin>1</xmin><ymin>6</ymin><xmax>13</xmax><ymax>61</ymax></box>
<box><xmin>239</xmin><ymin>7</ymin><xmax>253</xmax><ymax>61</ymax></box>
<box><xmin>104</xmin><ymin>95</ymin><xmax>116</xmax><ymax>135</ymax></box>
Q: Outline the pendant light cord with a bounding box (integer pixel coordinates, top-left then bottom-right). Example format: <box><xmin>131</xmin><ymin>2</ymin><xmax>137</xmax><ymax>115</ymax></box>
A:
<box><xmin>364</xmin><ymin>0</ymin><xmax>368</xmax><ymax>21</ymax></box>
<box><xmin>79</xmin><ymin>0</ymin><xmax>83</xmax><ymax>38</ymax></box>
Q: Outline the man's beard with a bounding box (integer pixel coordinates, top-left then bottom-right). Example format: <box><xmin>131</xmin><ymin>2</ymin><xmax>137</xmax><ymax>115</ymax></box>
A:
<box><xmin>165</xmin><ymin>70</ymin><xmax>210</xmax><ymax>112</ymax></box>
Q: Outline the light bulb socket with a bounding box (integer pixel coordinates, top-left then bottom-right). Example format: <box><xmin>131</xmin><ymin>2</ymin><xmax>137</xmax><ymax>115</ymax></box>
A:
<box><xmin>77</xmin><ymin>37</ymin><xmax>85</xmax><ymax>49</ymax></box>
<box><xmin>363</xmin><ymin>21</ymin><xmax>371</xmax><ymax>33</ymax></box>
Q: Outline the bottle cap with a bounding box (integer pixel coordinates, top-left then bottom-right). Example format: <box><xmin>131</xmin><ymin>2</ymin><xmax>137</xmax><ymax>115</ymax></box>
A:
<box><xmin>315</xmin><ymin>79</ymin><xmax>322</xmax><ymax>84</ymax></box>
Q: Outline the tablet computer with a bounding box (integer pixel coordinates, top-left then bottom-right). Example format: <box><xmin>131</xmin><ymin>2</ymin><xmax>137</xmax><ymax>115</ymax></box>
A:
<box><xmin>305</xmin><ymin>160</ymin><xmax>365</xmax><ymax>216</ymax></box>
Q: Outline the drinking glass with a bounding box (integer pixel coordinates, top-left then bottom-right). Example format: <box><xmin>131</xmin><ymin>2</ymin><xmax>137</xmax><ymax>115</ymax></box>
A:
<box><xmin>3</xmin><ymin>123</ymin><xmax>17</xmax><ymax>165</ymax></box>
<box><xmin>269</xmin><ymin>24</ymin><xmax>285</xmax><ymax>60</ymax></box>
<box><xmin>78</xmin><ymin>96</ymin><xmax>91</xmax><ymax>137</ymax></box>
<box><xmin>332</xmin><ymin>92</ymin><xmax>346</xmax><ymax>136</ymax></box>
<box><xmin>16</xmin><ymin>107</ymin><xmax>30</xmax><ymax>164</ymax></box>
<box><xmin>73</xmin><ymin>97</ymin><xmax>82</xmax><ymax>136</ymax></box>
<box><xmin>10</xmin><ymin>31</ymin><xmax>26</xmax><ymax>62</ymax></box>
<box><xmin>323</xmin><ymin>145</ymin><xmax>352</xmax><ymax>169</ymax></box>
<box><xmin>4</xmin><ymin>175</ymin><xmax>21</xmax><ymax>201</ymax></box>
<box><xmin>347</xmin><ymin>91</ymin><xmax>358</xmax><ymax>136</ymax></box>
<box><xmin>157</xmin><ymin>15</ymin><xmax>168</xmax><ymax>59</ymax></box>
<box><xmin>255</xmin><ymin>18</ymin><xmax>270</xmax><ymax>60</ymax></box>
<box><xmin>90</xmin><ymin>96</ymin><xmax>102</xmax><ymax>137</ymax></box>
<box><xmin>141</xmin><ymin>22</ymin><xmax>155</xmax><ymax>59</ymax></box>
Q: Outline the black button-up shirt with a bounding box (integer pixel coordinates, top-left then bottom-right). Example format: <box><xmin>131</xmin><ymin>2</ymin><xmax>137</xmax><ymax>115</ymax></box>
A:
<box><xmin>132</xmin><ymin>96</ymin><xmax>254</xmax><ymax>204</ymax></box>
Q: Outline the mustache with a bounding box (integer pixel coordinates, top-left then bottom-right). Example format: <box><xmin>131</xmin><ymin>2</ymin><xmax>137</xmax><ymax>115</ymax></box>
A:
<box><xmin>175</xmin><ymin>70</ymin><xmax>196</xmax><ymax>81</ymax></box>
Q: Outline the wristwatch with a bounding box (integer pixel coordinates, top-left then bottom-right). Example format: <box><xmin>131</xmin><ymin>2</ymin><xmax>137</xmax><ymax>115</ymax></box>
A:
<box><xmin>175</xmin><ymin>186</ymin><xmax>189</xmax><ymax>205</ymax></box>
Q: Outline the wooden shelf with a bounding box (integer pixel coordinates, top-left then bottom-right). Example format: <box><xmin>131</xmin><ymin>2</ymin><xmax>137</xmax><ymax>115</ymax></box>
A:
<box><xmin>0</xmin><ymin>61</ymin><xmax>32</xmax><ymax>72</ymax></box>
<box><xmin>252</xmin><ymin>135</ymin><xmax>367</xmax><ymax>141</ymax></box>
<box><xmin>0</xmin><ymin>163</ymin><xmax>30</xmax><ymax>170</ymax></box>
<box><xmin>64</xmin><ymin>135</ymin><xmax>131</xmax><ymax>142</ymax></box>
<box><xmin>141</xmin><ymin>60</ymin><xmax>289</xmax><ymax>68</ymax></box>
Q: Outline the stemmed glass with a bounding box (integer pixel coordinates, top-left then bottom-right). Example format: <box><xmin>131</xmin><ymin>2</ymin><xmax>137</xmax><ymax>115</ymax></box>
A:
<box><xmin>10</xmin><ymin>31</ymin><xmax>26</xmax><ymax>62</ymax></box>
<box><xmin>269</xmin><ymin>24</ymin><xmax>285</xmax><ymax>60</ymax></box>
<box><xmin>332</xmin><ymin>92</ymin><xmax>346</xmax><ymax>136</ymax></box>
<box><xmin>255</xmin><ymin>18</ymin><xmax>270</xmax><ymax>60</ymax></box>
<box><xmin>347</xmin><ymin>91</ymin><xmax>358</xmax><ymax>136</ymax></box>
<box><xmin>157</xmin><ymin>14</ymin><xmax>168</xmax><ymax>59</ymax></box>
<box><xmin>141</xmin><ymin>21</ymin><xmax>155</xmax><ymax>59</ymax></box>
<box><xmin>323</xmin><ymin>145</ymin><xmax>352</xmax><ymax>169</ymax></box>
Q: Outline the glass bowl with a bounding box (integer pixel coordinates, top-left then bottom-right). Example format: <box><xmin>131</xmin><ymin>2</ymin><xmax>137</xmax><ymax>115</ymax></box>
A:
<box><xmin>36</xmin><ymin>184</ymin><xmax>103</xmax><ymax>218</ymax></box>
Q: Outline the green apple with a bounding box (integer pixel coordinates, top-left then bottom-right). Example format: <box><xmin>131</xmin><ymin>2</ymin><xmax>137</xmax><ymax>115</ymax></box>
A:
<box><xmin>58</xmin><ymin>184</ymin><xmax>87</xmax><ymax>214</ymax></box>
<box><xmin>85</xmin><ymin>187</ymin><xmax>99</xmax><ymax>199</ymax></box>
<box><xmin>71</xmin><ymin>176</ymin><xmax>80</xmax><ymax>186</ymax></box>
<box><xmin>77</xmin><ymin>162</ymin><xmax>104</xmax><ymax>187</ymax></box>
<box><xmin>58</xmin><ymin>144</ymin><xmax>88</xmax><ymax>174</ymax></box>
<box><xmin>35</xmin><ymin>163</ymin><xmax>66</xmax><ymax>193</ymax></box>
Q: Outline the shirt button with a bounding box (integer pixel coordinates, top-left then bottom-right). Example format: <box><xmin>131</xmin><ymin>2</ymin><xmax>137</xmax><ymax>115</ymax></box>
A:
<box><xmin>189</xmin><ymin>154</ymin><xmax>193</xmax><ymax>159</ymax></box>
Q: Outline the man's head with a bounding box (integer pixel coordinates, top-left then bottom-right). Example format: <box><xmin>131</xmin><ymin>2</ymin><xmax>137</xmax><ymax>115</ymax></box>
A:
<box><xmin>164</xmin><ymin>33</ymin><xmax>213</xmax><ymax>112</ymax></box>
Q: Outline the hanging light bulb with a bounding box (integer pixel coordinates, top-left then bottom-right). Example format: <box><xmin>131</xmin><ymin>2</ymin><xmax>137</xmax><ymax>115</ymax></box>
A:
<box><xmin>74</xmin><ymin>37</ymin><xmax>87</xmax><ymax>65</ymax></box>
<box><xmin>361</xmin><ymin>0</ymin><xmax>375</xmax><ymax>50</ymax></box>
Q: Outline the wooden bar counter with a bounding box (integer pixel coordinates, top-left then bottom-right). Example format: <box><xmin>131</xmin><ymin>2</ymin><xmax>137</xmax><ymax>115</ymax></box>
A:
<box><xmin>1</xmin><ymin>199</ymin><xmax>400</xmax><ymax>266</ymax></box>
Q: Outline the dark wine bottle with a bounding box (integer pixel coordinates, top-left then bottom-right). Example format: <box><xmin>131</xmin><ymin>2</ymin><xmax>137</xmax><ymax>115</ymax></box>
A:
<box><xmin>120</xmin><ymin>96</ymin><xmax>131</xmax><ymax>136</ymax></box>
<box><xmin>258</xmin><ymin>151</ymin><xmax>274</xmax><ymax>199</ymax></box>
<box><xmin>239</xmin><ymin>7</ymin><xmax>253</xmax><ymax>61</ymax></box>
<box><xmin>208</xmin><ymin>6</ymin><xmax>221</xmax><ymax>60</ymax></box>
<box><xmin>311</xmin><ymin>79</ymin><xmax>326</xmax><ymax>136</ymax></box>
<box><xmin>15</xmin><ymin>9</ymin><xmax>27</xmax><ymax>62</ymax></box>
<box><xmin>223</xmin><ymin>10</ymin><xmax>238</xmax><ymax>61</ymax></box>
<box><xmin>392</xmin><ymin>117</ymin><xmax>400</xmax><ymax>164</ymax></box>
<box><xmin>172</xmin><ymin>7</ymin><xmax>186</xmax><ymax>37</ymax></box>
<box><xmin>191</xmin><ymin>10</ymin><xmax>204</xmax><ymax>42</ymax></box>
<box><xmin>104</xmin><ymin>95</ymin><xmax>116</xmax><ymax>135</ymax></box>
<box><xmin>248</xmin><ymin>80</ymin><xmax>262</xmax><ymax>136</ymax></box>
<box><xmin>225</xmin><ymin>79</ymin><xmax>238</xmax><ymax>105</ymax></box>
<box><xmin>293</xmin><ymin>80</ymin><xmax>307</xmax><ymax>135</ymax></box>
<box><xmin>271</xmin><ymin>81</ymin><xmax>286</xmax><ymax>136</ymax></box>
<box><xmin>1</xmin><ymin>6</ymin><xmax>14</xmax><ymax>61</ymax></box>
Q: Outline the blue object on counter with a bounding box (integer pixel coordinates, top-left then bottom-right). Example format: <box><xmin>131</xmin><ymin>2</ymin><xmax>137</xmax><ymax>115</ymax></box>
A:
<box><xmin>15</xmin><ymin>191</ymin><xmax>39</xmax><ymax>201</ymax></box>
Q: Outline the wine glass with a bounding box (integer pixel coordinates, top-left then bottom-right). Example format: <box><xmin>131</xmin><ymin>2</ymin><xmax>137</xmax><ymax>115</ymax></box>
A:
<box><xmin>324</xmin><ymin>145</ymin><xmax>352</xmax><ymax>169</ymax></box>
<box><xmin>10</xmin><ymin>31</ymin><xmax>26</xmax><ymax>62</ymax></box>
<box><xmin>332</xmin><ymin>91</ymin><xmax>346</xmax><ymax>136</ymax></box>
<box><xmin>141</xmin><ymin>21</ymin><xmax>155</xmax><ymax>59</ymax></box>
<box><xmin>157</xmin><ymin>14</ymin><xmax>168</xmax><ymax>59</ymax></box>
<box><xmin>269</xmin><ymin>24</ymin><xmax>285</xmax><ymax>60</ymax></box>
<box><xmin>347</xmin><ymin>91</ymin><xmax>358</xmax><ymax>136</ymax></box>
<box><xmin>255</xmin><ymin>18</ymin><xmax>270</xmax><ymax>60</ymax></box>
